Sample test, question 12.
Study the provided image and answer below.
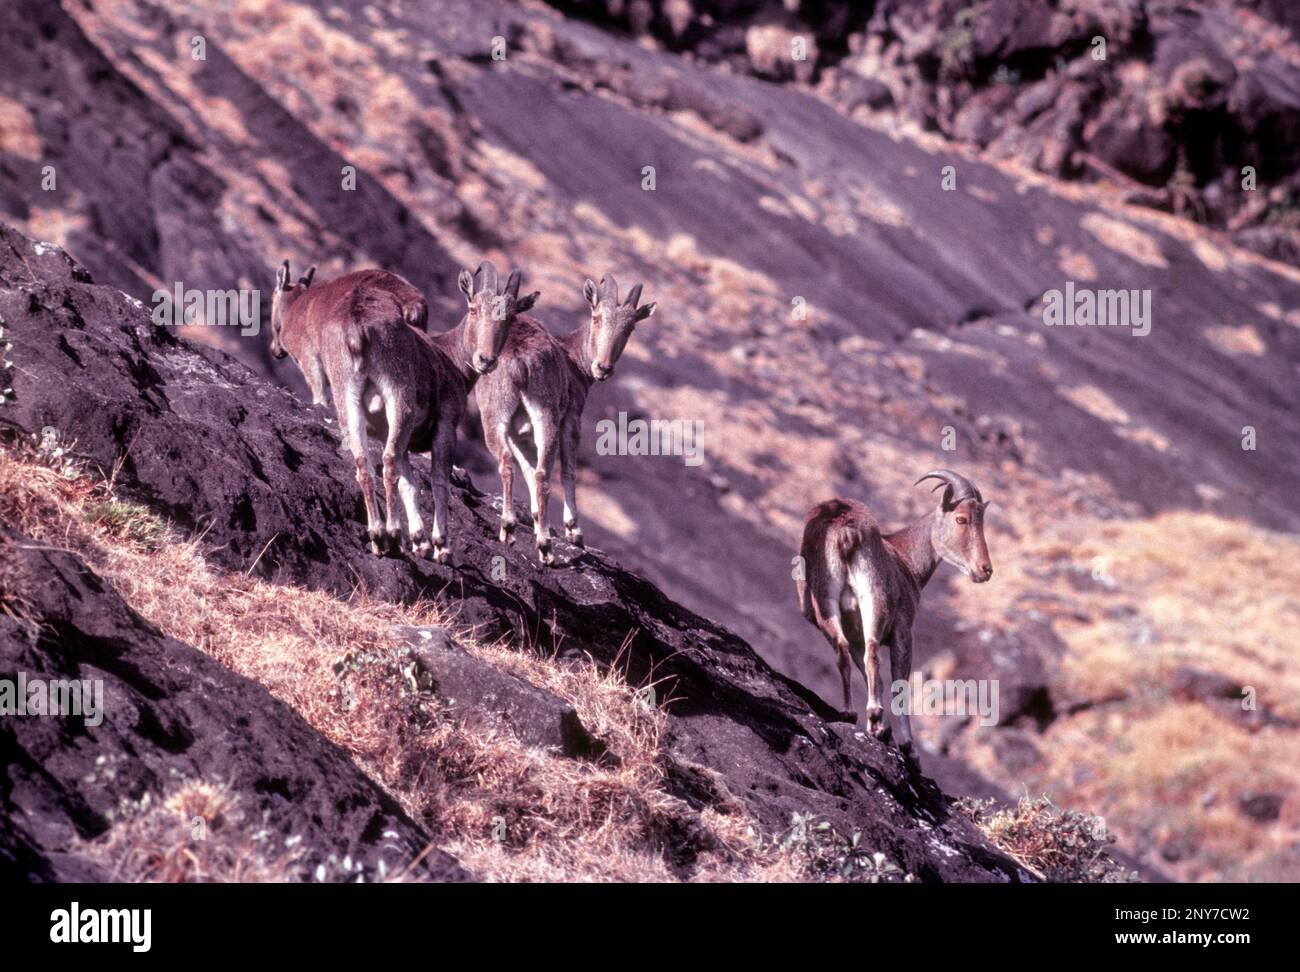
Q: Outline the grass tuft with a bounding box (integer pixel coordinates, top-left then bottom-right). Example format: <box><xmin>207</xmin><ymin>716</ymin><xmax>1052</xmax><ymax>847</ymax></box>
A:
<box><xmin>956</xmin><ymin>795</ymin><xmax>1137</xmax><ymax>883</ymax></box>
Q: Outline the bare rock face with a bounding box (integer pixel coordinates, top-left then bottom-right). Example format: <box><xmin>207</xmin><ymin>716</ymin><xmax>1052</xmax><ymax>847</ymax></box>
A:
<box><xmin>0</xmin><ymin>531</ymin><xmax>468</xmax><ymax>883</ymax></box>
<box><xmin>547</xmin><ymin>0</ymin><xmax>1300</xmax><ymax>249</ymax></box>
<box><xmin>1236</xmin><ymin>792</ymin><xmax>1283</xmax><ymax>823</ymax></box>
<box><xmin>0</xmin><ymin>225</ymin><xmax>1032</xmax><ymax>882</ymax></box>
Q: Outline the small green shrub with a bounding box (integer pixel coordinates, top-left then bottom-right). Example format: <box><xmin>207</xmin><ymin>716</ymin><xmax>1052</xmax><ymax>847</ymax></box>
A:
<box><xmin>84</xmin><ymin>499</ymin><xmax>171</xmax><ymax>550</ymax></box>
<box><xmin>956</xmin><ymin>795</ymin><xmax>1138</xmax><ymax>883</ymax></box>
<box><xmin>777</xmin><ymin>812</ymin><xmax>917</xmax><ymax>883</ymax></box>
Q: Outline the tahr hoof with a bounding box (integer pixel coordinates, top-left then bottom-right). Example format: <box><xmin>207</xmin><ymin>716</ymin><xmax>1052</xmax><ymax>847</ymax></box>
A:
<box><xmin>413</xmin><ymin>538</ymin><xmax>433</xmax><ymax>559</ymax></box>
<box><xmin>366</xmin><ymin>530</ymin><xmax>383</xmax><ymax>557</ymax></box>
<box><xmin>537</xmin><ymin>541</ymin><xmax>554</xmax><ymax>567</ymax></box>
<box><xmin>866</xmin><ymin>706</ymin><xmax>886</xmax><ymax>738</ymax></box>
<box><xmin>899</xmin><ymin>741</ymin><xmax>919</xmax><ymax>766</ymax></box>
<box><xmin>566</xmin><ymin>528</ymin><xmax>585</xmax><ymax>548</ymax></box>
<box><xmin>432</xmin><ymin>545</ymin><xmax>451</xmax><ymax>565</ymax></box>
<box><xmin>499</xmin><ymin>523</ymin><xmax>516</xmax><ymax>545</ymax></box>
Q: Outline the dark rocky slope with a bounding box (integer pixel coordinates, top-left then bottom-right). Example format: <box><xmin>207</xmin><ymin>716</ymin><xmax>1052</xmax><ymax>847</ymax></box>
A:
<box><xmin>0</xmin><ymin>224</ymin><xmax>1031</xmax><ymax>882</ymax></box>
<box><xmin>0</xmin><ymin>529</ymin><xmax>467</xmax><ymax>883</ymax></box>
<box><xmin>554</xmin><ymin>0</ymin><xmax>1300</xmax><ymax>256</ymax></box>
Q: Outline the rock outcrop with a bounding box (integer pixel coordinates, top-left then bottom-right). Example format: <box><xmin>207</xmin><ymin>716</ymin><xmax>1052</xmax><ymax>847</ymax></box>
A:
<box><xmin>0</xmin><ymin>528</ymin><xmax>467</xmax><ymax>883</ymax></box>
<box><xmin>395</xmin><ymin>624</ymin><xmax>605</xmax><ymax>760</ymax></box>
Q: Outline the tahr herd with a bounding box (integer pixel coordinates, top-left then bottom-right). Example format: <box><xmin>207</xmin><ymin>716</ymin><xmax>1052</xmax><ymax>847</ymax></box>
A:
<box><xmin>268</xmin><ymin>260</ymin><xmax>994</xmax><ymax>764</ymax></box>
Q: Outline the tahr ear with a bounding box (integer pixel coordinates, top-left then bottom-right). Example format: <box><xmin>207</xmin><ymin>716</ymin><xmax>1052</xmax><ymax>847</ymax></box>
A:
<box><xmin>458</xmin><ymin>268</ymin><xmax>475</xmax><ymax>303</ymax></box>
<box><xmin>276</xmin><ymin>260</ymin><xmax>290</xmax><ymax>291</ymax></box>
<box><xmin>516</xmin><ymin>290</ymin><xmax>540</xmax><ymax>313</ymax></box>
<box><xmin>299</xmin><ymin>265</ymin><xmax>316</xmax><ymax>287</ymax></box>
<box><xmin>635</xmin><ymin>301</ymin><xmax>657</xmax><ymax>322</ymax></box>
<box><xmin>582</xmin><ymin>278</ymin><xmax>599</xmax><ymax>309</ymax></box>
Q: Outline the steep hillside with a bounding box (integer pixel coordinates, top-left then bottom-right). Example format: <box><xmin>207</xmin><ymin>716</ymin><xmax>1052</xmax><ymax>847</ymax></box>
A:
<box><xmin>0</xmin><ymin>223</ymin><xmax>1042</xmax><ymax>881</ymax></box>
<box><xmin>1</xmin><ymin>0</ymin><xmax>1297</xmax><ymax>880</ymax></box>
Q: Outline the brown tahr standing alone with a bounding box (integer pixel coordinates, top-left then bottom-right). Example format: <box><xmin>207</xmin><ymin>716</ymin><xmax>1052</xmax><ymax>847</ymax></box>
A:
<box><xmin>796</xmin><ymin>470</ymin><xmax>994</xmax><ymax>767</ymax></box>
<box><xmin>269</xmin><ymin>259</ymin><xmax>535</xmax><ymax>563</ymax></box>
<box><xmin>475</xmin><ymin>273</ymin><xmax>655</xmax><ymax>565</ymax></box>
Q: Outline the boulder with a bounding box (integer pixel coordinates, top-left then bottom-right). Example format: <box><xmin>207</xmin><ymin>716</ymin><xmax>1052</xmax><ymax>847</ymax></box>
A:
<box><xmin>394</xmin><ymin>625</ymin><xmax>604</xmax><ymax>759</ymax></box>
<box><xmin>1236</xmin><ymin>792</ymin><xmax>1283</xmax><ymax>823</ymax></box>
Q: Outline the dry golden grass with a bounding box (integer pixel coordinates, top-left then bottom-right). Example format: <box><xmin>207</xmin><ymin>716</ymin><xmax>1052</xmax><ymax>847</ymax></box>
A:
<box><xmin>1079</xmin><ymin>212</ymin><xmax>1169</xmax><ymax>269</ymax></box>
<box><xmin>1205</xmin><ymin>324</ymin><xmax>1268</xmax><ymax>358</ymax></box>
<box><xmin>0</xmin><ymin>436</ymin><xmax>820</xmax><ymax>882</ymax></box>
<box><xmin>80</xmin><ymin>781</ymin><xmax>305</xmax><ymax>883</ymax></box>
<box><xmin>1064</xmin><ymin>515</ymin><xmax>1300</xmax><ymax>716</ymax></box>
<box><xmin>0</xmin><ymin>94</ymin><xmax>41</xmax><ymax>161</ymax></box>
<box><xmin>942</xmin><ymin>510</ymin><xmax>1300</xmax><ymax>881</ymax></box>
